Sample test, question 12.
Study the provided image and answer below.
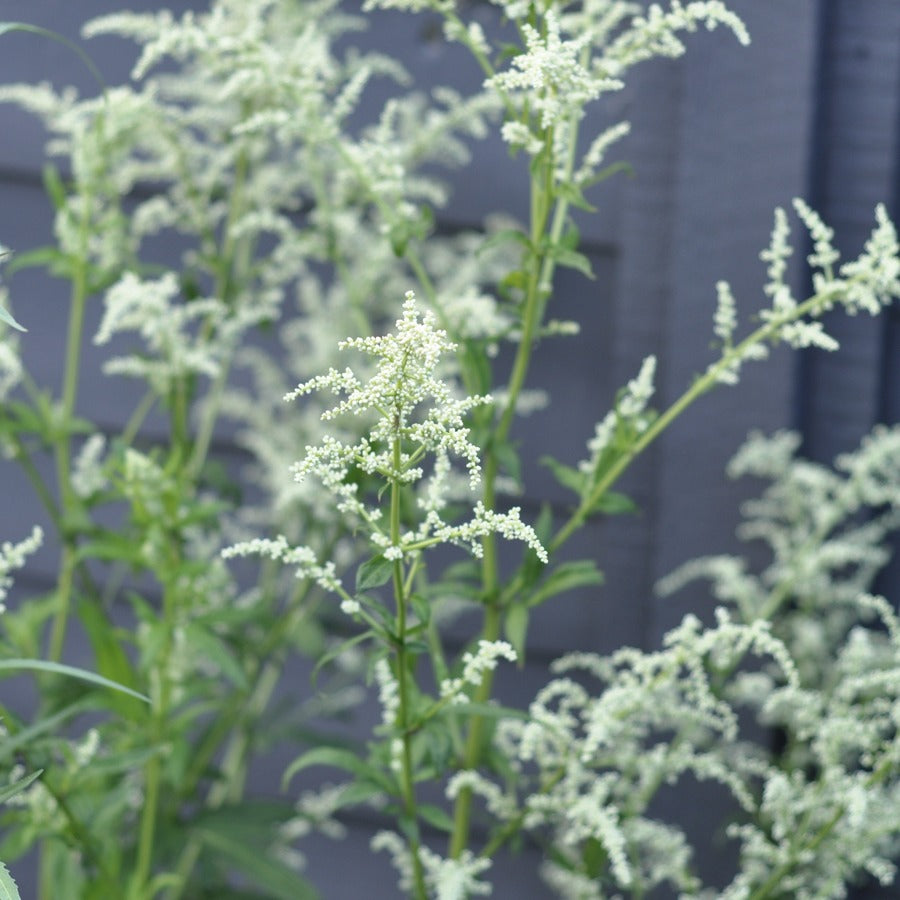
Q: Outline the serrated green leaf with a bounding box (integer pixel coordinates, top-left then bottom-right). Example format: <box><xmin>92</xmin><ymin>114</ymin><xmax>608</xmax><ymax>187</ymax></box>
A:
<box><xmin>0</xmin><ymin>770</ymin><xmax>42</xmax><ymax>805</ymax></box>
<box><xmin>505</xmin><ymin>604</ymin><xmax>529</xmax><ymax>659</ymax></box>
<box><xmin>0</xmin><ymin>860</ymin><xmax>20</xmax><ymax>900</ymax></box>
<box><xmin>356</xmin><ymin>555</ymin><xmax>394</xmax><ymax>593</ymax></box>
<box><xmin>527</xmin><ymin>560</ymin><xmax>605</xmax><ymax>608</ymax></box>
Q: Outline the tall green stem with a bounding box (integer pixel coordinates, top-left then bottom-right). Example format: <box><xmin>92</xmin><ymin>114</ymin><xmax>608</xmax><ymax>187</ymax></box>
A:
<box><xmin>449</xmin><ymin>118</ymin><xmax>572</xmax><ymax>857</ymax></box>
<box><xmin>390</xmin><ymin>435</ymin><xmax>428</xmax><ymax>898</ymax></box>
<box><xmin>47</xmin><ymin>251</ymin><xmax>89</xmax><ymax>662</ymax></box>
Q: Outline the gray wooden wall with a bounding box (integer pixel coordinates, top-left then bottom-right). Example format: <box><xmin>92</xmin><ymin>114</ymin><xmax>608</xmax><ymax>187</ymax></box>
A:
<box><xmin>1</xmin><ymin>1</ymin><xmax>898</xmax><ymax>897</ymax></box>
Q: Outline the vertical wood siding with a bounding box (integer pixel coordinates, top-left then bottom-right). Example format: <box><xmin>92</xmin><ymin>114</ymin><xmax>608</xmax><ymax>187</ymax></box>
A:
<box><xmin>0</xmin><ymin>2</ymin><xmax>898</xmax><ymax>896</ymax></box>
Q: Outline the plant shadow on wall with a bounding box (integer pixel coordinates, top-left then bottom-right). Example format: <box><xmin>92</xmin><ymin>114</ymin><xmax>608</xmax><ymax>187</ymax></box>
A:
<box><xmin>0</xmin><ymin>2</ymin><xmax>898</xmax><ymax>899</ymax></box>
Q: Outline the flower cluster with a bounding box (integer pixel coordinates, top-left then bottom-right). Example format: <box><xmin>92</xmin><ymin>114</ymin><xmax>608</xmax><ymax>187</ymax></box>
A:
<box><xmin>0</xmin><ymin>527</ymin><xmax>42</xmax><ymax>612</ymax></box>
<box><xmin>659</xmin><ymin>425</ymin><xmax>900</xmax><ymax>684</ymax></box>
<box><xmin>439</xmin><ymin>639</ymin><xmax>517</xmax><ymax>704</ymax></box>
<box><xmin>579</xmin><ymin>354</ymin><xmax>657</xmax><ymax>475</ymax></box>
<box><xmin>709</xmin><ymin>202</ymin><xmax>900</xmax><ymax>386</ymax></box>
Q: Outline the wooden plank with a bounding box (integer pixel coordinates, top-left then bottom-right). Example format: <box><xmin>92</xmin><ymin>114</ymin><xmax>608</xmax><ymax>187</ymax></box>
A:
<box><xmin>799</xmin><ymin>0</ymin><xmax>900</xmax><ymax>463</ymax></box>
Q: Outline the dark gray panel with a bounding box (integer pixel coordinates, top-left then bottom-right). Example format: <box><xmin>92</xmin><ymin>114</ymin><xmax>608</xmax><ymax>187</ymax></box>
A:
<box><xmin>800</xmin><ymin>0</ymin><xmax>900</xmax><ymax>462</ymax></box>
<box><xmin>647</xmin><ymin>0</ymin><xmax>820</xmax><ymax>638</ymax></box>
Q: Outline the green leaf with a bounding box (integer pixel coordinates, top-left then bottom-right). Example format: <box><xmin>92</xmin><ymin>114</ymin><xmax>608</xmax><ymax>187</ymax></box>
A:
<box><xmin>588</xmin><ymin>490</ymin><xmax>638</xmax><ymax>516</ymax></box>
<box><xmin>74</xmin><ymin>534</ymin><xmax>143</xmax><ymax>566</ymax></box>
<box><xmin>77</xmin><ymin>594</ymin><xmax>143</xmax><ymax>720</ymax></box>
<box><xmin>499</xmin><ymin>269</ymin><xmax>528</xmax><ymax>292</ymax></box>
<box><xmin>477</xmin><ymin>228</ymin><xmax>531</xmax><ymax>258</ymax></box>
<box><xmin>440</xmin><ymin>701</ymin><xmax>528</xmax><ymax>723</ymax></box>
<box><xmin>311</xmin><ymin>629</ymin><xmax>375</xmax><ymax>686</ymax></box>
<box><xmin>460</xmin><ymin>343</ymin><xmax>492</xmax><ymax>396</ymax></box>
<box><xmin>550</xmin><ymin>246</ymin><xmax>595</xmax><ymax>279</ymax></box>
<box><xmin>541</xmin><ymin>455</ymin><xmax>586</xmax><ymax>497</ymax></box>
<box><xmin>0</xmin><ymin>861</ymin><xmax>21</xmax><ymax>900</ymax></box>
<box><xmin>4</xmin><ymin>246</ymin><xmax>70</xmax><ymax>277</ymax></box>
<box><xmin>493</xmin><ymin>439</ymin><xmax>522</xmax><ymax>486</ymax></box>
<box><xmin>0</xmin><ymin>770</ymin><xmax>42</xmax><ymax>805</ymax></box>
<box><xmin>526</xmin><ymin>560</ymin><xmax>605</xmax><ymax>608</ymax></box>
<box><xmin>505</xmin><ymin>603</ymin><xmax>529</xmax><ymax>659</ymax></box>
<box><xmin>0</xmin><ymin>698</ymin><xmax>94</xmax><ymax>765</ymax></box>
<box><xmin>183</xmin><ymin>625</ymin><xmax>248</xmax><ymax>691</ymax></box>
<box><xmin>582</xmin><ymin>160</ymin><xmax>634</xmax><ymax>189</ymax></box>
<box><xmin>196</xmin><ymin>827</ymin><xmax>318</xmax><ymax>900</ymax></box>
<box><xmin>554</xmin><ymin>180</ymin><xmax>598</xmax><ymax>212</ymax></box>
<box><xmin>42</xmin><ymin>164</ymin><xmax>67</xmax><ymax>211</ymax></box>
<box><xmin>409</xmin><ymin>593</ymin><xmax>431</xmax><ymax>627</ymax></box>
<box><xmin>0</xmin><ymin>660</ymin><xmax>149</xmax><ymax>703</ymax></box>
<box><xmin>582</xmin><ymin>836</ymin><xmax>608</xmax><ymax>878</ymax></box>
<box><xmin>356</xmin><ymin>555</ymin><xmax>394</xmax><ymax>592</ymax></box>
<box><xmin>281</xmin><ymin>746</ymin><xmax>394</xmax><ymax>793</ymax></box>
<box><xmin>329</xmin><ymin>780</ymin><xmax>385</xmax><ymax>810</ymax></box>
<box><xmin>418</xmin><ymin>803</ymin><xmax>454</xmax><ymax>834</ymax></box>
<box><xmin>389</xmin><ymin>222</ymin><xmax>409</xmax><ymax>257</ymax></box>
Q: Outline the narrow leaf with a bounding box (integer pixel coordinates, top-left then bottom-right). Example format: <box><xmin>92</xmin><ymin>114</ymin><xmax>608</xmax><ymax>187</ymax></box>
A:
<box><xmin>527</xmin><ymin>560</ymin><xmax>605</xmax><ymax>608</ymax></box>
<box><xmin>196</xmin><ymin>828</ymin><xmax>317</xmax><ymax>900</ymax></box>
<box><xmin>0</xmin><ymin>660</ymin><xmax>149</xmax><ymax>703</ymax></box>
<box><xmin>0</xmin><ymin>698</ymin><xmax>93</xmax><ymax>764</ymax></box>
<box><xmin>312</xmin><ymin>629</ymin><xmax>375</xmax><ymax>685</ymax></box>
<box><xmin>282</xmin><ymin>746</ymin><xmax>393</xmax><ymax>793</ymax></box>
<box><xmin>505</xmin><ymin>604</ymin><xmax>529</xmax><ymax>659</ymax></box>
<box><xmin>0</xmin><ymin>770</ymin><xmax>42</xmax><ymax>805</ymax></box>
<box><xmin>440</xmin><ymin>701</ymin><xmax>528</xmax><ymax>723</ymax></box>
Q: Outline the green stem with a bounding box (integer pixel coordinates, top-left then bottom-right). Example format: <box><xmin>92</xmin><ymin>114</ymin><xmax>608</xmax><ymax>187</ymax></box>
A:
<box><xmin>449</xmin><ymin>123</ymin><xmax>565</xmax><ymax>859</ymax></box>
<box><xmin>47</xmin><ymin>251</ymin><xmax>89</xmax><ymax>662</ymax></box>
<box><xmin>390</xmin><ymin>436</ymin><xmax>428</xmax><ymax>899</ymax></box>
<box><xmin>549</xmin><ymin>291</ymin><xmax>844</xmax><ymax>558</ymax></box>
<box><xmin>130</xmin><ymin>559</ymin><xmax>180</xmax><ymax>899</ymax></box>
